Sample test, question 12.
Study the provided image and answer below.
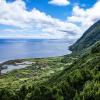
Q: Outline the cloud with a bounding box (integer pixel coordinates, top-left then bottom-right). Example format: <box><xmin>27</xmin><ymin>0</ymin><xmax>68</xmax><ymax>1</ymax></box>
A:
<box><xmin>68</xmin><ymin>0</ymin><xmax>100</xmax><ymax>34</ymax></box>
<box><xmin>0</xmin><ymin>0</ymin><xmax>80</xmax><ymax>40</ymax></box>
<box><xmin>48</xmin><ymin>0</ymin><xmax>70</xmax><ymax>6</ymax></box>
<box><xmin>0</xmin><ymin>0</ymin><xmax>100</xmax><ymax>42</ymax></box>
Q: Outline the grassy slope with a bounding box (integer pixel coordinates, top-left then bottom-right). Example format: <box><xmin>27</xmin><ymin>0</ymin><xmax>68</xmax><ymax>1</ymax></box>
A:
<box><xmin>0</xmin><ymin>56</ymin><xmax>75</xmax><ymax>90</ymax></box>
<box><xmin>0</xmin><ymin>43</ymin><xmax>99</xmax><ymax>100</ymax></box>
<box><xmin>44</xmin><ymin>41</ymin><xmax>100</xmax><ymax>99</ymax></box>
<box><xmin>0</xmin><ymin>41</ymin><xmax>100</xmax><ymax>99</ymax></box>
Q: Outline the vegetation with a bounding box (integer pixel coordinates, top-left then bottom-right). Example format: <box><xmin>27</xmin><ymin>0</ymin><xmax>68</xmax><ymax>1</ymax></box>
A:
<box><xmin>69</xmin><ymin>20</ymin><xmax>100</xmax><ymax>53</ymax></box>
<box><xmin>0</xmin><ymin>21</ymin><xmax>100</xmax><ymax>100</ymax></box>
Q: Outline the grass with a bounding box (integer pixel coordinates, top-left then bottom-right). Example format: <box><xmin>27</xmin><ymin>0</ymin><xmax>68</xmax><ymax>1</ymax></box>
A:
<box><xmin>0</xmin><ymin>56</ymin><xmax>74</xmax><ymax>90</ymax></box>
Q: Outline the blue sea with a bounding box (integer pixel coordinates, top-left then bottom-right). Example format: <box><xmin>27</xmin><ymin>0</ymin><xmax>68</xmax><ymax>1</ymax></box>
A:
<box><xmin>0</xmin><ymin>39</ymin><xmax>71</xmax><ymax>62</ymax></box>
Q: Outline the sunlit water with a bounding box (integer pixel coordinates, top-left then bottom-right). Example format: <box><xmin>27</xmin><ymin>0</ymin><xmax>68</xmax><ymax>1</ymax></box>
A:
<box><xmin>0</xmin><ymin>39</ymin><xmax>71</xmax><ymax>62</ymax></box>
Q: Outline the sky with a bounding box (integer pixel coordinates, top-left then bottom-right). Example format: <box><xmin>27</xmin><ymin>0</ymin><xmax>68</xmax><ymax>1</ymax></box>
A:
<box><xmin>0</xmin><ymin>0</ymin><xmax>100</xmax><ymax>41</ymax></box>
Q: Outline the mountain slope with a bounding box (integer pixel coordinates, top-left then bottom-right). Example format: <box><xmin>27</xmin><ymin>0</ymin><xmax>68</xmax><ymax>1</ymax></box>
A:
<box><xmin>0</xmin><ymin>21</ymin><xmax>100</xmax><ymax>100</ymax></box>
<box><xmin>1</xmin><ymin>35</ymin><xmax>99</xmax><ymax>100</ymax></box>
<box><xmin>47</xmin><ymin>41</ymin><xmax>100</xmax><ymax>99</ymax></box>
<box><xmin>69</xmin><ymin>20</ymin><xmax>100</xmax><ymax>53</ymax></box>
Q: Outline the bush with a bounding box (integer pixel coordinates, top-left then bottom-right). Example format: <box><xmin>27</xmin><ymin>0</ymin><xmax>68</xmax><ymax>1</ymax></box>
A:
<box><xmin>91</xmin><ymin>42</ymin><xmax>100</xmax><ymax>53</ymax></box>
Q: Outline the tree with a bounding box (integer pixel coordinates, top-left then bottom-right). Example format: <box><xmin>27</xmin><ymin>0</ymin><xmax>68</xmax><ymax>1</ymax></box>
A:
<box><xmin>73</xmin><ymin>91</ymin><xmax>81</xmax><ymax>100</ymax></box>
<box><xmin>15</xmin><ymin>85</ymin><xmax>28</xmax><ymax>100</ymax></box>
<box><xmin>0</xmin><ymin>88</ymin><xmax>13</xmax><ymax>100</ymax></box>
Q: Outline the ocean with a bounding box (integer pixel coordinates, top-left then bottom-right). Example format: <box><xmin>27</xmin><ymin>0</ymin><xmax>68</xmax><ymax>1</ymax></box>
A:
<box><xmin>0</xmin><ymin>39</ymin><xmax>71</xmax><ymax>62</ymax></box>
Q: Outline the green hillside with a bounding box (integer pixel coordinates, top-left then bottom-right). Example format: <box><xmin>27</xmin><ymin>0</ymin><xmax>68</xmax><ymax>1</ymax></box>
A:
<box><xmin>0</xmin><ymin>21</ymin><xmax>100</xmax><ymax>100</ymax></box>
<box><xmin>69</xmin><ymin>20</ymin><xmax>100</xmax><ymax>53</ymax></box>
<box><xmin>0</xmin><ymin>39</ymin><xmax>100</xmax><ymax>100</ymax></box>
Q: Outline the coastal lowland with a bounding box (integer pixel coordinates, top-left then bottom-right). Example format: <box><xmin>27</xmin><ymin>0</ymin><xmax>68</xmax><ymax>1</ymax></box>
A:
<box><xmin>0</xmin><ymin>20</ymin><xmax>100</xmax><ymax>100</ymax></box>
